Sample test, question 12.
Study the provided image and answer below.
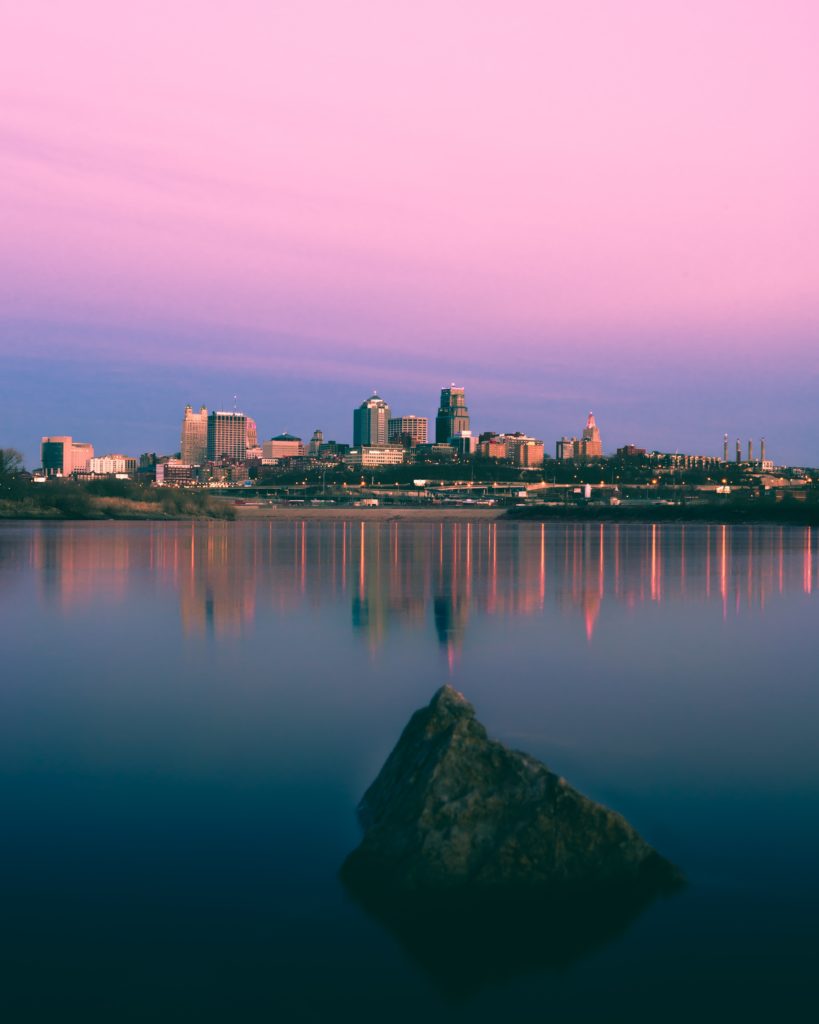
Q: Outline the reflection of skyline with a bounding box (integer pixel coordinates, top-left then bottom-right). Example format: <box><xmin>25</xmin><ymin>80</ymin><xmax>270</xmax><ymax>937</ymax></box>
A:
<box><xmin>9</xmin><ymin>522</ymin><xmax>818</xmax><ymax>649</ymax></box>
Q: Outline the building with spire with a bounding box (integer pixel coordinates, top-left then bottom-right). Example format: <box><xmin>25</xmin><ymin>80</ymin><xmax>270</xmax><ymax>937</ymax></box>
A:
<box><xmin>580</xmin><ymin>412</ymin><xmax>603</xmax><ymax>458</ymax></box>
<box><xmin>555</xmin><ymin>413</ymin><xmax>603</xmax><ymax>461</ymax></box>
<box><xmin>435</xmin><ymin>385</ymin><xmax>470</xmax><ymax>443</ymax></box>
<box><xmin>180</xmin><ymin>405</ymin><xmax>208</xmax><ymax>465</ymax></box>
<box><xmin>353</xmin><ymin>393</ymin><xmax>391</xmax><ymax>447</ymax></box>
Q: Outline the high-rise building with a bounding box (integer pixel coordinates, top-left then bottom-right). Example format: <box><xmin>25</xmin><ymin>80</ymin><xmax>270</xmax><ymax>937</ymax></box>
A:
<box><xmin>581</xmin><ymin>413</ymin><xmax>603</xmax><ymax>458</ymax></box>
<box><xmin>246</xmin><ymin>417</ymin><xmax>258</xmax><ymax>451</ymax></box>
<box><xmin>353</xmin><ymin>394</ymin><xmax>391</xmax><ymax>447</ymax></box>
<box><xmin>41</xmin><ymin>436</ymin><xmax>95</xmax><ymax>477</ymax></box>
<box><xmin>388</xmin><ymin>415</ymin><xmax>428</xmax><ymax>447</ymax></box>
<box><xmin>181</xmin><ymin>405</ymin><xmax>208</xmax><ymax>465</ymax></box>
<box><xmin>308</xmin><ymin>429</ymin><xmax>324</xmax><ymax>456</ymax></box>
<box><xmin>435</xmin><ymin>385</ymin><xmax>470</xmax><ymax>443</ymax></box>
<box><xmin>207</xmin><ymin>411</ymin><xmax>248</xmax><ymax>462</ymax></box>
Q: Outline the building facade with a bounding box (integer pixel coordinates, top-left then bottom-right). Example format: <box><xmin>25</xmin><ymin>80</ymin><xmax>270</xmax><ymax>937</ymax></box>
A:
<box><xmin>41</xmin><ymin>437</ymin><xmax>95</xmax><ymax>477</ymax></box>
<box><xmin>353</xmin><ymin>394</ymin><xmax>391</xmax><ymax>447</ymax></box>
<box><xmin>262</xmin><ymin>434</ymin><xmax>305</xmax><ymax>460</ymax></box>
<box><xmin>435</xmin><ymin>386</ymin><xmax>470</xmax><ymax>443</ymax></box>
<box><xmin>87</xmin><ymin>454</ymin><xmax>137</xmax><ymax>475</ymax></box>
<box><xmin>387</xmin><ymin>415</ymin><xmax>428</xmax><ymax>447</ymax></box>
<box><xmin>180</xmin><ymin>405</ymin><xmax>208</xmax><ymax>465</ymax></box>
<box><xmin>207</xmin><ymin>411</ymin><xmax>248</xmax><ymax>462</ymax></box>
<box><xmin>580</xmin><ymin>412</ymin><xmax>603</xmax><ymax>458</ymax></box>
<box><xmin>345</xmin><ymin>446</ymin><xmax>405</xmax><ymax>467</ymax></box>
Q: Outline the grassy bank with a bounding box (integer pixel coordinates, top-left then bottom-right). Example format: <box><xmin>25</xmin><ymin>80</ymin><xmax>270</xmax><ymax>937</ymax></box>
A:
<box><xmin>0</xmin><ymin>479</ymin><xmax>234</xmax><ymax>521</ymax></box>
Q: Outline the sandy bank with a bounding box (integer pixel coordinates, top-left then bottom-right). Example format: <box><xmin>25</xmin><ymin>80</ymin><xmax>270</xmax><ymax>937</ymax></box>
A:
<box><xmin>231</xmin><ymin>505</ymin><xmax>505</xmax><ymax>522</ymax></box>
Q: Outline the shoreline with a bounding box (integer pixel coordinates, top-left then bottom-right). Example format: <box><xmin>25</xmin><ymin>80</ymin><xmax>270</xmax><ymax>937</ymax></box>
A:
<box><xmin>2</xmin><ymin>501</ymin><xmax>817</xmax><ymax>527</ymax></box>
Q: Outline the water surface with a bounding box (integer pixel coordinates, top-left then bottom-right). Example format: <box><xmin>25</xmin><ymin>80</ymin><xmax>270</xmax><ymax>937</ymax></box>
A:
<box><xmin>1</xmin><ymin>521</ymin><xmax>817</xmax><ymax>1020</ymax></box>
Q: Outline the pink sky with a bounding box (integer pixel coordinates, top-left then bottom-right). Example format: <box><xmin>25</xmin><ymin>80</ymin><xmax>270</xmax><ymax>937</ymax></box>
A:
<box><xmin>3</xmin><ymin>2</ymin><xmax>817</xmax><ymax>346</ymax></box>
<box><xmin>1</xmin><ymin>2</ymin><xmax>818</xmax><ymax>464</ymax></box>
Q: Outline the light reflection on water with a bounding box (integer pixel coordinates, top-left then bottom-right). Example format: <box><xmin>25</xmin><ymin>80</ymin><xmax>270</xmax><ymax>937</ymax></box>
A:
<box><xmin>0</xmin><ymin>520</ymin><xmax>818</xmax><ymax>1021</ymax></box>
<box><xmin>12</xmin><ymin>520</ymin><xmax>818</xmax><ymax>646</ymax></box>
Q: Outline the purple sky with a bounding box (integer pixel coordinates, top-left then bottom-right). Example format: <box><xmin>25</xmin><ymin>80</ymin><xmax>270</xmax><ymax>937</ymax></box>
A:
<box><xmin>2</xmin><ymin>1</ymin><xmax>818</xmax><ymax>467</ymax></box>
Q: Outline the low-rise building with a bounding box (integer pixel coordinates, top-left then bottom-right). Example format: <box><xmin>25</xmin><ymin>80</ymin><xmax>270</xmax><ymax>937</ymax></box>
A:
<box><xmin>41</xmin><ymin>437</ymin><xmax>95</xmax><ymax>477</ymax></box>
<box><xmin>87</xmin><ymin>454</ymin><xmax>137</xmax><ymax>476</ymax></box>
<box><xmin>345</xmin><ymin>446</ymin><xmax>406</xmax><ymax>467</ymax></box>
<box><xmin>263</xmin><ymin>434</ymin><xmax>305</xmax><ymax>460</ymax></box>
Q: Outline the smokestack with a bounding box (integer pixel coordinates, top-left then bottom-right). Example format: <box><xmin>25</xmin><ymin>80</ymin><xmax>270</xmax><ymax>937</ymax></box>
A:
<box><xmin>761</xmin><ymin>437</ymin><xmax>766</xmax><ymax>463</ymax></box>
<box><xmin>736</xmin><ymin>438</ymin><xmax>741</xmax><ymax>464</ymax></box>
<box><xmin>723</xmin><ymin>433</ymin><xmax>729</xmax><ymax>462</ymax></box>
<box><xmin>748</xmin><ymin>439</ymin><xmax>753</xmax><ymax>462</ymax></box>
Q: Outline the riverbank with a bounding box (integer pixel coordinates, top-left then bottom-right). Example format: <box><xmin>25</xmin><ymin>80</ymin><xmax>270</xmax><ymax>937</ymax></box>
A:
<box><xmin>504</xmin><ymin>502</ymin><xmax>819</xmax><ymax>526</ymax></box>
<box><xmin>231</xmin><ymin>504</ymin><xmax>505</xmax><ymax>522</ymax></box>
<box><xmin>0</xmin><ymin>495</ymin><xmax>235</xmax><ymax>521</ymax></box>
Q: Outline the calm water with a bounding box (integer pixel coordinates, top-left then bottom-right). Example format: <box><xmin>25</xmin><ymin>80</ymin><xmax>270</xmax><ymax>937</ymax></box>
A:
<box><xmin>1</xmin><ymin>520</ymin><xmax>817</xmax><ymax>1021</ymax></box>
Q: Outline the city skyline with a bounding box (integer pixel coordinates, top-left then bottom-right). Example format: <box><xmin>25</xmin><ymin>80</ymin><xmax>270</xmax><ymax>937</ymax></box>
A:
<box><xmin>30</xmin><ymin>385</ymin><xmax>782</xmax><ymax>477</ymax></box>
<box><xmin>2</xmin><ymin>2</ymin><xmax>817</xmax><ymax>467</ymax></box>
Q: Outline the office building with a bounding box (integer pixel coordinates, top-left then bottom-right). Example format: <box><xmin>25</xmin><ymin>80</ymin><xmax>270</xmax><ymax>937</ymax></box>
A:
<box><xmin>262</xmin><ymin>434</ymin><xmax>305</xmax><ymax>460</ymax></box>
<box><xmin>87</xmin><ymin>454</ymin><xmax>137</xmax><ymax>476</ymax></box>
<box><xmin>555</xmin><ymin>414</ymin><xmax>603</xmax><ymax>461</ymax></box>
<box><xmin>345</xmin><ymin>446</ymin><xmax>405</xmax><ymax>467</ymax></box>
<box><xmin>41</xmin><ymin>437</ymin><xmax>95</xmax><ymax>477</ymax></box>
<box><xmin>581</xmin><ymin>413</ymin><xmax>603</xmax><ymax>458</ymax></box>
<box><xmin>180</xmin><ymin>405</ymin><xmax>208</xmax><ymax>465</ymax></box>
<box><xmin>246</xmin><ymin>417</ymin><xmax>258</xmax><ymax>451</ymax></box>
<box><xmin>207</xmin><ymin>411</ymin><xmax>248</xmax><ymax>462</ymax></box>
<box><xmin>308</xmin><ymin>429</ymin><xmax>324</xmax><ymax>456</ymax></box>
<box><xmin>353</xmin><ymin>394</ymin><xmax>391</xmax><ymax>447</ymax></box>
<box><xmin>388</xmin><ymin>415</ymin><xmax>428</xmax><ymax>447</ymax></box>
<box><xmin>435</xmin><ymin>385</ymin><xmax>470</xmax><ymax>443</ymax></box>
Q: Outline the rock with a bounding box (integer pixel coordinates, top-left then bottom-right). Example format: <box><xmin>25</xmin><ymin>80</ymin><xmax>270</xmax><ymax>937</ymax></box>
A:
<box><xmin>342</xmin><ymin>685</ymin><xmax>680</xmax><ymax>892</ymax></box>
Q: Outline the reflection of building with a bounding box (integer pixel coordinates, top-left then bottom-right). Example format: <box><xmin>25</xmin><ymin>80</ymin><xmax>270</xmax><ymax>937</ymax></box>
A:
<box><xmin>388</xmin><ymin>416</ymin><xmax>428</xmax><ymax>447</ymax></box>
<box><xmin>181</xmin><ymin>405</ymin><xmax>208</xmax><ymax>465</ymax></box>
<box><xmin>207</xmin><ymin>411</ymin><xmax>247</xmax><ymax>462</ymax></box>
<box><xmin>41</xmin><ymin>436</ymin><xmax>94</xmax><ymax>476</ymax></box>
<box><xmin>435</xmin><ymin>385</ymin><xmax>470</xmax><ymax>443</ymax></box>
<box><xmin>354</xmin><ymin>394</ymin><xmax>391</xmax><ymax>447</ymax></box>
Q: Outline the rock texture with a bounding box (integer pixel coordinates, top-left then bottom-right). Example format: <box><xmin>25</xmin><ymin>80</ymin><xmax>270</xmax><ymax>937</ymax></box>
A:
<box><xmin>343</xmin><ymin>685</ymin><xmax>679</xmax><ymax>891</ymax></box>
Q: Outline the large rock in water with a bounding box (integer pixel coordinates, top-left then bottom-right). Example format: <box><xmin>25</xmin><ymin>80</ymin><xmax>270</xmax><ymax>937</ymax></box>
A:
<box><xmin>343</xmin><ymin>685</ymin><xmax>679</xmax><ymax>891</ymax></box>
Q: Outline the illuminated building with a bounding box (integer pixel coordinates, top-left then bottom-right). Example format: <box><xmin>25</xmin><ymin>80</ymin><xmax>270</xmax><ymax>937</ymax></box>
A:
<box><xmin>388</xmin><ymin>416</ymin><xmax>428</xmax><ymax>446</ymax></box>
<box><xmin>435</xmin><ymin>385</ymin><xmax>470</xmax><ymax>443</ymax></box>
<box><xmin>346</xmin><ymin>446</ymin><xmax>405</xmax><ymax>467</ymax></box>
<box><xmin>354</xmin><ymin>394</ymin><xmax>391</xmax><ymax>447</ymax></box>
<box><xmin>262</xmin><ymin>434</ymin><xmax>305</xmax><ymax>460</ymax></box>
<box><xmin>180</xmin><ymin>405</ymin><xmax>208</xmax><ymax>465</ymax></box>
<box><xmin>207</xmin><ymin>411</ymin><xmax>248</xmax><ymax>462</ymax></box>
<box><xmin>41</xmin><ymin>436</ymin><xmax>94</xmax><ymax>477</ymax></box>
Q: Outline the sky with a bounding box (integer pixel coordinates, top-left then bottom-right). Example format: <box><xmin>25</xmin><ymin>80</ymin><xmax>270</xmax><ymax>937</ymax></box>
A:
<box><xmin>1</xmin><ymin>0</ymin><xmax>818</xmax><ymax>467</ymax></box>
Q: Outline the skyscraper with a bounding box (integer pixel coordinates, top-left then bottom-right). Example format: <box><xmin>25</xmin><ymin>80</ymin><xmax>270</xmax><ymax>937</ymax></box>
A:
<box><xmin>180</xmin><ymin>405</ymin><xmax>208</xmax><ymax>465</ymax></box>
<box><xmin>207</xmin><ymin>411</ymin><xmax>248</xmax><ymax>462</ymax></box>
<box><xmin>435</xmin><ymin>385</ymin><xmax>470</xmax><ymax>443</ymax></box>
<box><xmin>353</xmin><ymin>393</ymin><xmax>391</xmax><ymax>447</ymax></box>
<box><xmin>580</xmin><ymin>413</ymin><xmax>603</xmax><ymax>458</ymax></box>
<box><xmin>246</xmin><ymin>417</ymin><xmax>258</xmax><ymax>451</ymax></box>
